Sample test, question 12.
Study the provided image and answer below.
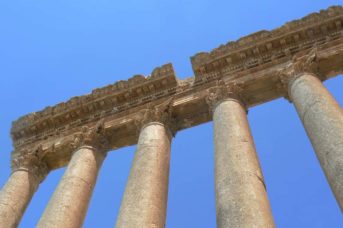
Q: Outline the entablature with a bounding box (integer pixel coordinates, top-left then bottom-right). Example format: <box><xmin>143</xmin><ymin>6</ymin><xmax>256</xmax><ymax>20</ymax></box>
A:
<box><xmin>10</xmin><ymin>6</ymin><xmax>343</xmax><ymax>171</ymax></box>
<box><xmin>191</xmin><ymin>6</ymin><xmax>343</xmax><ymax>80</ymax></box>
<box><xmin>11</xmin><ymin>63</ymin><xmax>177</xmax><ymax>144</ymax></box>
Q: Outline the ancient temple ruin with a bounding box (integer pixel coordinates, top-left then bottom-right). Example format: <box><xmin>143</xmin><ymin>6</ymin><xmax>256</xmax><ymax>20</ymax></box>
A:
<box><xmin>0</xmin><ymin>5</ymin><xmax>343</xmax><ymax>228</ymax></box>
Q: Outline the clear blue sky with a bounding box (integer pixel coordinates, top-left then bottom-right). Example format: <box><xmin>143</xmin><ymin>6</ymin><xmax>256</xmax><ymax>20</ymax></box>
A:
<box><xmin>0</xmin><ymin>0</ymin><xmax>342</xmax><ymax>227</ymax></box>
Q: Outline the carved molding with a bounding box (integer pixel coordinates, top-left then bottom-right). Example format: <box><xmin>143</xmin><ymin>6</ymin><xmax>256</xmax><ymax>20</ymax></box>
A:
<box><xmin>191</xmin><ymin>6</ymin><xmax>343</xmax><ymax>74</ymax></box>
<box><xmin>11</xmin><ymin>145</ymin><xmax>49</xmax><ymax>182</ymax></box>
<box><xmin>6</xmin><ymin>6</ymin><xmax>343</xmax><ymax>170</ymax></box>
<box><xmin>10</xmin><ymin>6</ymin><xmax>343</xmax><ymax>149</ymax></box>
<box><xmin>71</xmin><ymin>120</ymin><xmax>110</xmax><ymax>153</ymax></box>
<box><xmin>292</xmin><ymin>48</ymin><xmax>320</xmax><ymax>76</ymax></box>
<box><xmin>278</xmin><ymin>47</ymin><xmax>323</xmax><ymax>98</ymax></box>
<box><xmin>11</xmin><ymin>63</ymin><xmax>177</xmax><ymax>144</ymax></box>
<box><xmin>135</xmin><ymin>99</ymin><xmax>177</xmax><ymax>136</ymax></box>
<box><xmin>206</xmin><ymin>81</ymin><xmax>246</xmax><ymax>113</ymax></box>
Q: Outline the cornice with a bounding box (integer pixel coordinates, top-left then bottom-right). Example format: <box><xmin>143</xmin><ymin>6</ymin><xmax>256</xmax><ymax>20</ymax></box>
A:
<box><xmin>191</xmin><ymin>5</ymin><xmax>342</xmax><ymax>79</ymax></box>
<box><xmin>8</xmin><ymin>6</ymin><xmax>343</xmax><ymax>171</ymax></box>
<box><xmin>11</xmin><ymin>63</ymin><xmax>177</xmax><ymax>145</ymax></box>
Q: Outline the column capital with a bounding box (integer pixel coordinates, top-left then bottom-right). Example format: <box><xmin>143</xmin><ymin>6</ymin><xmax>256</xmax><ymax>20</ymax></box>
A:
<box><xmin>135</xmin><ymin>99</ymin><xmax>177</xmax><ymax>137</ymax></box>
<box><xmin>278</xmin><ymin>47</ymin><xmax>322</xmax><ymax>96</ymax></box>
<box><xmin>71</xmin><ymin>120</ymin><xmax>110</xmax><ymax>154</ymax></box>
<box><xmin>11</xmin><ymin>145</ymin><xmax>49</xmax><ymax>183</ymax></box>
<box><xmin>206</xmin><ymin>81</ymin><xmax>246</xmax><ymax>113</ymax></box>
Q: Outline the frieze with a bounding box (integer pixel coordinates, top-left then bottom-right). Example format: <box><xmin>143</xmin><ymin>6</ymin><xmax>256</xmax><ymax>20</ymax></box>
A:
<box><xmin>191</xmin><ymin>5</ymin><xmax>343</xmax><ymax>77</ymax></box>
<box><xmin>12</xmin><ymin>63</ymin><xmax>177</xmax><ymax>143</ymax></box>
<box><xmin>11</xmin><ymin>6</ymin><xmax>343</xmax><ymax>147</ymax></box>
<box><xmin>8</xmin><ymin>6</ymin><xmax>343</xmax><ymax>170</ymax></box>
<box><xmin>11</xmin><ymin>40</ymin><xmax>343</xmax><ymax>150</ymax></box>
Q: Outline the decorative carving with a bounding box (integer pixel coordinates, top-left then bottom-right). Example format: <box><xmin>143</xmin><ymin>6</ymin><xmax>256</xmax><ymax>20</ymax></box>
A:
<box><xmin>7</xmin><ymin>6</ymin><xmax>343</xmax><ymax>170</ymax></box>
<box><xmin>71</xmin><ymin>120</ymin><xmax>110</xmax><ymax>153</ymax></box>
<box><xmin>278</xmin><ymin>47</ymin><xmax>322</xmax><ymax>96</ymax></box>
<box><xmin>11</xmin><ymin>145</ymin><xmax>49</xmax><ymax>182</ymax></box>
<box><xmin>206</xmin><ymin>81</ymin><xmax>246</xmax><ymax>113</ymax></box>
<box><xmin>135</xmin><ymin>99</ymin><xmax>177</xmax><ymax>136</ymax></box>
<box><xmin>11</xmin><ymin>63</ymin><xmax>177</xmax><ymax>142</ymax></box>
<box><xmin>11</xmin><ymin>6</ymin><xmax>343</xmax><ymax>147</ymax></box>
<box><xmin>191</xmin><ymin>6</ymin><xmax>343</xmax><ymax>69</ymax></box>
<box><xmin>191</xmin><ymin>6</ymin><xmax>343</xmax><ymax>79</ymax></box>
<box><xmin>292</xmin><ymin>48</ymin><xmax>320</xmax><ymax>77</ymax></box>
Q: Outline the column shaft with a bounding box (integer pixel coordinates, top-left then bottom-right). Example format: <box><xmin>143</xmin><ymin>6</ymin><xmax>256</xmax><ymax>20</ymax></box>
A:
<box><xmin>289</xmin><ymin>73</ymin><xmax>343</xmax><ymax>210</ymax></box>
<box><xmin>116</xmin><ymin>122</ymin><xmax>171</xmax><ymax>228</ymax></box>
<box><xmin>0</xmin><ymin>170</ymin><xmax>40</xmax><ymax>228</ymax></box>
<box><xmin>213</xmin><ymin>99</ymin><xmax>274</xmax><ymax>228</ymax></box>
<box><xmin>37</xmin><ymin>146</ymin><xmax>105</xmax><ymax>228</ymax></box>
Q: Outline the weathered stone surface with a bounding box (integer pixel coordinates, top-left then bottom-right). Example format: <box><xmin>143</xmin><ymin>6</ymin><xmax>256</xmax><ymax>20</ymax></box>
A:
<box><xmin>7</xmin><ymin>6</ymin><xmax>343</xmax><ymax>172</ymax></box>
<box><xmin>116</xmin><ymin>122</ymin><xmax>172</xmax><ymax>228</ymax></box>
<box><xmin>0</xmin><ymin>171</ymin><xmax>41</xmax><ymax>228</ymax></box>
<box><xmin>288</xmin><ymin>73</ymin><xmax>343</xmax><ymax>211</ymax></box>
<box><xmin>11</xmin><ymin>63</ymin><xmax>177</xmax><ymax>149</ymax></box>
<box><xmin>212</xmin><ymin>98</ymin><xmax>274</xmax><ymax>228</ymax></box>
<box><xmin>37</xmin><ymin>124</ymin><xmax>108</xmax><ymax>228</ymax></box>
<box><xmin>37</xmin><ymin>146</ymin><xmax>106</xmax><ymax>228</ymax></box>
<box><xmin>1</xmin><ymin>5</ymin><xmax>343</xmax><ymax>227</ymax></box>
<box><xmin>191</xmin><ymin>6</ymin><xmax>343</xmax><ymax>76</ymax></box>
<box><xmin>0</xmin><ymin>146</ymin><xmax>48</xmax><ymax>228</ymax></box>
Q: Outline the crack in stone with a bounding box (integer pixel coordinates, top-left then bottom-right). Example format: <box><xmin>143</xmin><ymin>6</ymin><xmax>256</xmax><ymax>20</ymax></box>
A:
<box><xmin>65</xmin><ymin>176</ymin><xmax>92</xmax><ymax>190</ymax></box>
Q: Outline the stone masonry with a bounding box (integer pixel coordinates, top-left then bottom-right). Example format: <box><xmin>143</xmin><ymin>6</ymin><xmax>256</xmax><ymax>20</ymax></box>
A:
<box><xmin>0</xmin><ymin>5</ymin><xmax>343</xmax><ymax>228</ymax></box>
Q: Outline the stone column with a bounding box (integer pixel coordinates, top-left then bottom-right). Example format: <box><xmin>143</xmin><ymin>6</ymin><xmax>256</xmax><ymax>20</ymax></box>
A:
<box><xmin>0</xmin><ymin>146</ymin><xmax>48</xmax><ymax>228</ymax></box>
<box><xmin>207</xmin><ymin>83</ymin><xmax>274</xmax><ymax>228</ymax></box>
<box><xmin>281</xmin><ymin>52</ymin><xmax>343</xmax><ymax>210</ymax></box>
<box><xmin>116</xmin><ymin>104</ymin><xmax>174</xmax><ymax>228</ymax></box>
<box><xmin>37</xmin><ymin>122</ymin><xmax>109</xmax><ymax>228</ymax></box>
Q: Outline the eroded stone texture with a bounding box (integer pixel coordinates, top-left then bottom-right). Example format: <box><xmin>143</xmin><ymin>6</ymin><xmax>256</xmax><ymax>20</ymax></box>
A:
<box><xmin>0</xmin><ymin>147</ymin><xmax>48</xmax><ymax>228</ymax></box>
<box><xmin>4</xmin><ymin>7</ymin><xmax>342</xmax><ymax>173</ymax></box>
<box><xmin>37</xmin><ymin>146</ymin><xmax>106</xmax><ymax>228</ymax></box>
<box><xmin>289</xmin><ymin>73</ymin><xmax>343</xmax><ymax>211</ymax></box>
<box><xmin>37</xmin><ymin>122</ymin><xmax>109</xmax><ymax>228</ymax></box>
<box><xmin>0</xmin><ymin>6</ymin><xmax>342</xmax><ymax>226</ymax></box>
<box><xmin>0</xmin><ymin>171</ymin><xmax>41</xmax><ymax>228</ymax></box>
<box><xmin>116</xmin><ymin>122</ymin><xmax>172</xmax><ymax>228</ymax></box>
<box><xmin>213</xmin><ymin>99</ymin><xmax>274</xmax><ymax>228</ymax></box>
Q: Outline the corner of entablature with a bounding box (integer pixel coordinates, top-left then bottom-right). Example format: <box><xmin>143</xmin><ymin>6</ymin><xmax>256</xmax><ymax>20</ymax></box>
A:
<box><xmin>11</xmin><ymin>144</ymin><xmax>49</xmax><ymax>183</ymax></box>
